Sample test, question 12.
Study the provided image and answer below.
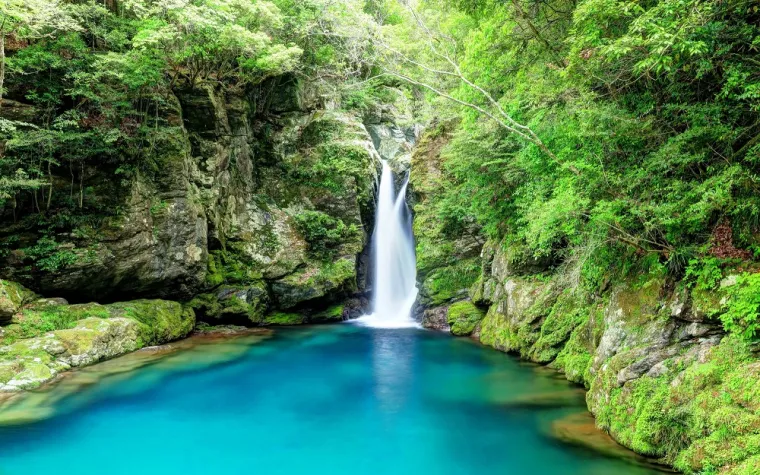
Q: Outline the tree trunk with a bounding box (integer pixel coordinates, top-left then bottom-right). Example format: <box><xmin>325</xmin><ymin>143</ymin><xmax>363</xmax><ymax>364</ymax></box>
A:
<box><xmin>46</xmin><ymin>160</ymin><xmax>53</xmax><ymax>210</ymax></box>
<box><xmin>0</xmin><ymin>33</ymin><xmax>5</xmax><ymax>110</ymax></box>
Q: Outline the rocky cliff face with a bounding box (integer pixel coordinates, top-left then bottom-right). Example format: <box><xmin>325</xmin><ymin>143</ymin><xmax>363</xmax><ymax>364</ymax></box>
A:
<box><xmin>0</xmin><ymin>75</ymin><xmax>393</xmax><ymax>323</ymax></box>
<box><xmin>410</xmin><ymin>126</ymin><xmax>760</xmax><ymax>475</ymax></box>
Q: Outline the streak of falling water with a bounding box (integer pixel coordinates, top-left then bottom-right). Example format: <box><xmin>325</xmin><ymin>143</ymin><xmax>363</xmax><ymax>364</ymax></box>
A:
<box><xmin>357</xmin><ymin>161</ymin><xmax>418</xmax><ymax>328</ymax></box>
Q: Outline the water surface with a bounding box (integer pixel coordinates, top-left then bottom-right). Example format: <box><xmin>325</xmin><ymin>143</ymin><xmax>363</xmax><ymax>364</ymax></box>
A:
<box><xmin>0</xmin><ymin>325</ymin><xmax>662</xmax><ymax>474</ymax></box>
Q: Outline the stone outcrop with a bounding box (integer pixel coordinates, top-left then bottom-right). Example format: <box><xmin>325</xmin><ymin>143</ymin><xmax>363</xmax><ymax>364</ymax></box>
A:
<box><xmin>0</xmin><ymin>295</ymin><xmax>195</xmax><ymax>391</ymax></box>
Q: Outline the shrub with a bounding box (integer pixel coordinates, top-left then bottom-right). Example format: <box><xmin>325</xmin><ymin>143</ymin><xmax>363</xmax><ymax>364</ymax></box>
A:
<box><xmin>293</xmin><ymin>210</ymin><xmax>359</xmax><ymax>259</ymax></box>
<box><xmin>722</xmin><ymin>273</ymin><xmax>760</xmax><ymax>341</ymax></box>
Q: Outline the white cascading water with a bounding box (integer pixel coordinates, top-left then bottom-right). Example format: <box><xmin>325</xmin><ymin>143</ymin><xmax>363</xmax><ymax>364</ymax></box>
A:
<box><xmin>358</xmin><ymin>161</ymin><xmax>418</xmax><ymax>328</ymax></box>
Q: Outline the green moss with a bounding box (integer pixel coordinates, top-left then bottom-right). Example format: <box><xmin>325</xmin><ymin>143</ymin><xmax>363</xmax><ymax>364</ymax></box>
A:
<box><xmin>276</xmin><ymin>257</ymin><xmax>357</xmax><ymax>309</ymax></box>
<box><xmin>53</xmin><ymin>320</ymin><xmax>105</xmax><ymax>355</ymax></box>
<box><xmin>0</xmin><ymin>280</ymin><xmax>37</xmax><ymax>322</ymax></box>
<box><xmin>479</xmin><ymin>305</ymin><xmax>519</xmax><ymax>352</ymax></box>
<box><xmin>551</xmin><ymin>314</ymin><xmax>595</xmax><ymax>386</ymax></box>
<box><xmin>587</xmin><ymin>335</ymin><xmax>760</xmax><ymax>473</ymax></box>
<box><xmin>1</xmin><ymin>303</ymin><xmax>111</xmax><ymax>344</ymax></box>
<box><xmin>293</xmin><ymin>210</ymin><xmax>361</xmax><ymax>260</ymax></box>
<box><xmin>108</xmin><ymin>300</ymin><xmax>195</xmax><ymax>345</ymax></box>
<box><xmin>283</xmin><ymin>113</ymin><xmax>375</xmax><ymax>196</ymax></box>
<box><xmin>0</xmin><ymin>339</ymin><xmax>57</xmax><ymax>385</ymax></box>
<box><xmin>446</xmin><ymin>301</ymin><xmax>485</xmax><ymax>336</ymax></box>
<box><xmin>612</xmin><ymin>272</ymin><xmax>666</xmax><ymax>325</ymax></box>
<box><xmin>421</xmin><ymin>258</ymin><xmax>481</xmax><ymax>306</ymax></box>
<box><xmin>263</xmin><ymin>312</ymin><xmax>306</xmax><ymax>325</ymax></box>
<box><xmin>189</xmin><ymin>283</ymin><xmax>269</xmax><ymax>325</ymax></box>
<box><xmin>206</xmin><ymin>250</ymin><xmax>264</xmax><ymax>287</ymax></box>
<box><xmin>530</xmin><ymin>290</ymin><xmax>587</xmax><ymax>363</ymax></box>
<box><xmin>312</xmin><ymin>304</ymin><xmax>345</xmax><ymax>322</ymax></box>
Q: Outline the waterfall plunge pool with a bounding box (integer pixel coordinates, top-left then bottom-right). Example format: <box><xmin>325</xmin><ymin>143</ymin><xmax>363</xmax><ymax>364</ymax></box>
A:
<box><xmin>0</xmin><ymin>324</ymin><xmax>666</xmax><ymax>475</ymax></box>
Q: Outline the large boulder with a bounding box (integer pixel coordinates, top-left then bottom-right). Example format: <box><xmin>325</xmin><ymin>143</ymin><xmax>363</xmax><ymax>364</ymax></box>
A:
<box><xmin>0</xmin><ymin>299</ymin><xmax>195</xmax><ymax>391</ymax></box>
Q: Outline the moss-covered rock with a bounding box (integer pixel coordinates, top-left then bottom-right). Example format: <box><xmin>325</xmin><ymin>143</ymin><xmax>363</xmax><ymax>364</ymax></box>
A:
<box><xmin>2</xmin><ymin>302</ymin><xmax>112</xmax><ymax>344</ymax></box>
<box><xmin>419</xmin><ymin>258</ymin><xmax>481</xmax><ymax>306</ymax></box>
<box><xmin>478</xmin><ymin>277</ymin><xmax>555</xmax><ymax>354</ymax></box>
<box><xmin>312</xmin><ymin>304</ymin><xmax>345</xmax><ymax>322</ymax></box>
<box><xmin>0</xmin><ymin>280</ymin><xmax>37</xmax><ymax>324</ymax></box>
<box><xmin>271</xmin><ymin>257</ymin><xmax>357</xmax><ymax>309</ymax></box>
<box><xmin>263</xmin><ymin>312</ymin><xmax>307</xmax><ymax>325</ymax></box>
<box><xmin>529</xmin><ymin>291</ymin><xmax>587</xmax><ymax>363</ymax></box>
<box><xmin>107</xmin><ymin>299</ymin><xmax>195</xmax><ymax>346</ymax></box>
<box><xmin>418</xmin><ymin>234</ymin><xmax>757</xmax><ymax>473</ymax></box>
<box><xmin>189</xmin><ymin>283</ymin><xmax>269</xmax><ymax>325</ymax></box>
<box><xmin>446</xmin><ymin>301</ymin><xmax>485</xmax><ymax>336</ymax></box>
<box><xmin>0</xmin><ymin>298</ymin><xmax>194</xmax><ymax>391</ymax></box>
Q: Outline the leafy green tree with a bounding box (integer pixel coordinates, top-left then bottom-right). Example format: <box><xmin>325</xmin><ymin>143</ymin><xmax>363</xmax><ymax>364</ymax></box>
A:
<box><xmin>0</xmin><ymin>0</ymin><xmax>79</xmax><ymax>106</ymax></box>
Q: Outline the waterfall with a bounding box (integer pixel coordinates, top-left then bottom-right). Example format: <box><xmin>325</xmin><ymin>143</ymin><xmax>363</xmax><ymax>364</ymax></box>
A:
<box><xmin>358</xmin><ymin>161</ymin><xmax>418</xmax><ymax>328</ymax></box>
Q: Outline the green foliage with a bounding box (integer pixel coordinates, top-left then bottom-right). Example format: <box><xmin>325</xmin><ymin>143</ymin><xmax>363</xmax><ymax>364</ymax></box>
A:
<box><xmin>22</xmin><ymin>237</ymin><xmax>82</xmax><ymax>272</ymax></box>
<box><xmin>722</xmin><ymin>273</ymin><xmax>760</xmax><ymax>341</ymax></box>
<box><xmin>0</xmin><ymin>0</ymin><xmax>375</xmax><ymax>246</ymax></box>
<box><xmin>400</xmin><ymin>0</ymin><xmax>760</xmax><ymax>297</ymax></box>
<box><xmin>206</xmin><ymin>250</ymin><xmax>263</xmax><ymax>287</ymax></box>
<box><xmin>293</xmin><ymin>210</ymin><xmax>359</xmax><ymax>259</ymax></box>
<box><xmin>684</xmin><ymin>257</ymin><xmax>724</xmax><ymax>291</ymax></box>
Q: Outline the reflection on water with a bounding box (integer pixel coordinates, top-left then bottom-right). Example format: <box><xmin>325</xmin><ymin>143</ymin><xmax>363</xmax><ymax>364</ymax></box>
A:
<box><xmin>0</xmin><ymin>325</ymin><xmax>666</xmax><ymax>475</ymax></box>
<box><xmin>371</xmin><ymin>328</ymin><xmax>417</xmax><ymax>413</ymax></box>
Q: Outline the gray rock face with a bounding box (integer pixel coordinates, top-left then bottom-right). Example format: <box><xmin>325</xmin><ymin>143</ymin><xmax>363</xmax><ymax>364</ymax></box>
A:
<box><xmin>366</xmin><ymin>124</ymin><xmax>420</xmax><ymax>170</ymax></box>
<box><xmin>454</xmin><ymin>237</ymin><xmax>749</xmax><ymax>471</ymax></box>
<box><xmin>421</xmin><ymin>306</ymin><xmax>450</xmax><ymax>331</ymax></box>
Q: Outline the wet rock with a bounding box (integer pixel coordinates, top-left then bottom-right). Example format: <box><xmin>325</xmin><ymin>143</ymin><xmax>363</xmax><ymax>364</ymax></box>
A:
<box><xmin>501</xmin><ymin>388</ymin><xmax>586</xmax><ymax>409</ymax></box>
<box><xmin>342</xmin><ymin>296</ymin><xmax>369</xmax><ymax>320</ymax></box>
<box><xmin>549</xmin><ymin>412</ymin><xmax>665</xmax><ymax>470</ymax></box>
<box><xmin>421</xmin><ymin>306</ymin><xmax>449</xmax><ymax>331</ymax></box>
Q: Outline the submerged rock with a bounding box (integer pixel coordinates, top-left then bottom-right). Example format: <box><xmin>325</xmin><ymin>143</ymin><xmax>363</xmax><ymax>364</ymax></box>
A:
<box><xmin>0</xmin><ymin>326</ymin><xmax>271</xmax><ymax>425</ymax></box>
<box><xmin>550</xmin><ymin>412</ymin><xmax>668</xmax><ymax>470</ymax></box>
